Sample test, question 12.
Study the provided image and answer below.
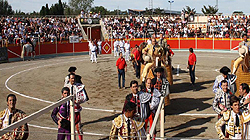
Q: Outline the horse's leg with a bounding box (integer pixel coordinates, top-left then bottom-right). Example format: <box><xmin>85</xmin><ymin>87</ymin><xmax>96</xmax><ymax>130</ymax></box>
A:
<box><xmin>32</xmin><ymin>50</ymin><xmax>36</xmax><ymax>60</ymax></box>
<box><xmin>21</xmin><ymin>46</ymin><xmax>25</xmax><ymax>61</ymax></box>
<box><xmin>26</xmin><ymin>48</ymin><xmax>30</xmax><ymax>60</ymax></box>
<box><xmin>31</xmin><ymin>52</ymin><xmax>33</xmax><ymax>59</ymax></box>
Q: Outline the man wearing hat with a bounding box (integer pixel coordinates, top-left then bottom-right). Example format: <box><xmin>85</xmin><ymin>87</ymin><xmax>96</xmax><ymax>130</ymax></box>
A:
<box><xmin>239</xmin><ymin>34</ymin><xmax>250</xmax><ymax>71</ymax></box>
<box><xmin>152</xmin><ymin>67</ymin><xmax>170</xmax><ymax>106</ymax></box>
<box><xmin>213</xmin><ymin>66</ymin><xmax>237</xmax><ymax>94</ymax></box>
<box><xmin>233</xmin><ymin>45</ymin><xmax>248</xmax><ymax>74</ymax></box>
<box><xmin>157</xmin><ymin>33</ymin><xmax>167</xmax><ymax>50</ymax></box>
<box><xmin>141</xmin><ymin>38</ymin><xmax>164</xmax><ymax>82</ymax></box>
<box><xmin>64</xmin><ymin>66</ymin><xmax>82</xmax><ymax>87</ymax></box>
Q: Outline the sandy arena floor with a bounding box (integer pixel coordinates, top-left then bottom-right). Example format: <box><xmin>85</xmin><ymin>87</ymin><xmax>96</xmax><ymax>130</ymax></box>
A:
<box><xmin>0</xmin><ymin>51</ymin><xmax>238</xmax><ymax>139</ymax></box>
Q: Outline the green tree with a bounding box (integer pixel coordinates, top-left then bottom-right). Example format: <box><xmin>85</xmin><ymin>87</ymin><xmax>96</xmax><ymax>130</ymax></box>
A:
<box><xmin>91</xmin><ymin>6</ymin><xmax>109</xmax><ymax>15</ymax></box>
<box><xmin>201</xmin><ymin>5</ymin><xmax>218</xmax><ymax>15</ymax></box>
<box><xmin>45</xmin><ymin>3</ymin><xmax>50</xmax><ymax>15</ymax></box>
<box><xmin>183</xmin><ymin>6</ymin><xmax>196</xmax><ymax>15</ymax></box>
<box><xmin>40</xmin><ymin>6</ymin><xmax>46</xmax><ymax>16</ymax></box>
<box><xmin>58</xmin><ymin>0</ymin><xmax>64</xmax><ymax>15</ymax></box>
<box><xmin>233</xmin><ymin>11</ymin><xmax>243</xmax><ymax>15</ymax></box>
<box><xmin>15</xmin><ymin>10</ymin><xmax>25</xmax><ymax>16</ymax></box>
<box><xmin>154</xmin><ymin>7</ymin><xmax>164</xmax><ymax>15</ymax></box>
<box><xmin>69</xmin><ymin>0</ymin><xmax>94</xmax><ymax>14</ymax></box>
<box><xmin>144</xmin><ymin>8</ymin><xmax>152</xmax><ymax>15</ymax></box>
<box><xmin>50</xmin><ymin>4</ymin><xmax>56</xmax><ymax>15</ymax></box>
<box><xmin>0</xmin><ymin>0</ymin><xmax>14</xmax><ymax>15</ymax></box>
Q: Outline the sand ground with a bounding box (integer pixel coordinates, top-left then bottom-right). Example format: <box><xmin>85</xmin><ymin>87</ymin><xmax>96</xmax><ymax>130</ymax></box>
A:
<box><xmin>0</xmin><ymin>51</ymin><xmax>238</xmax><ymax>139</ymax></box>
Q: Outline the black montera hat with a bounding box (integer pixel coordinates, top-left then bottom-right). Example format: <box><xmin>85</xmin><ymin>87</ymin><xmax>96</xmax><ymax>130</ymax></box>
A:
<box><xmin>68</xmin><ymin>67</ymin><xmax>77</xmax><ymax>72</ymax></box>
<box><xmin>220</xmin><ymin>66</ymin><xmax>231</xmax><ymax>75</ymax></box>
<box><xmin>154</xmin><ymin>67</ymin><xmax>164</xmax><ymax>73</ymax></box>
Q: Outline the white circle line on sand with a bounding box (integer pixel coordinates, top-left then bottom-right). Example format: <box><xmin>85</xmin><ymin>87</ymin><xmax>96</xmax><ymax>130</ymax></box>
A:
<box><xmin>4</xmin><ymin>54</ymin><xmax>217</xmax><ymax>134</ymax></box>
<box><xmin>4</xmin><ymin>55</ymin><xmax>114</xmax><ymax>104</ymax></box>
<box><xmin>0</xmin><ymin>55</ymin><xmax>97</xmax><ymax>71</ymax></box>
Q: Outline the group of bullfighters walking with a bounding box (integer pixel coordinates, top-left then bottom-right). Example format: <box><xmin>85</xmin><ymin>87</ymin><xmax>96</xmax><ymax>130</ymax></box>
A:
<box><xmin>51</xmin><ymin>66</ymin><xmax>89</xmax><ymax>140</ymax></box>
<box><xmin>112</xmin><ymin>33</ymin><xmax>175</xmax><ymax>140</ymax></box>
<box><xmin>213</xmin><ymin>34</ymin><xmax>250</xmax><ymax>139</ymax></box>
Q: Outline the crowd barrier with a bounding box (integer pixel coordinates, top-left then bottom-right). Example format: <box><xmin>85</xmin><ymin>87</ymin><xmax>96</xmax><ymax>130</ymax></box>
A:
<box><xmin>5</xmin><ymin>38</ymin><xmax>242</xmax><ymax>60</ymax></box>
<box><xmin>6</xmin><ymin>41</ymin><xmax>112</xmax><ymax>60</ymax></box>
<box><xmin>127</xmin><ymin>38</ymin><xmax>242</xmax><ymax>50</ymax></box>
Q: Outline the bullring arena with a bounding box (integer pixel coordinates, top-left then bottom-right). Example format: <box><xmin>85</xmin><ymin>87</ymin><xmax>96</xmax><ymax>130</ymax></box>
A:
<box><xmin>0</xmin><ymin>48</ymin><xmax>238</xmax><ymax>139</ymax></box>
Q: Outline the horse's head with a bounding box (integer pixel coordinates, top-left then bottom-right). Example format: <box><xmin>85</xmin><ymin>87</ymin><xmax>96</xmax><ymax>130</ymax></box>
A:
<box><xmin>153</xmin><ymin>47</ymin><xmax>165</xmax><ymax>57</ymax></box>
<box><xmin>139</xmin><ymin>42</ymin><xmax>147</xmax><ymax>52</ymax></box>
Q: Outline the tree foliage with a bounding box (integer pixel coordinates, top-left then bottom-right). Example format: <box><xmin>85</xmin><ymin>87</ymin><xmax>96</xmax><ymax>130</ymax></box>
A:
<box><xmin>201</xmin><ymin>5</ymin><xmax>218</xmax><ymax>15</ymax></box>
<box><xmin>40</xmin><ymin>0</ymin><xmax>64</xmax><ymax>16</ymax></box>
<box><xmin>233</xmin><ymin>11</ymin><xmax>243</xmax><ymax>15</ymax></box>
<box><xmin>154</xmin><ymin>7</ymin><xmax>164</xmax><ymax>15</ymax></box>
<box><xmin>183</xmin><ymin>6</ymin><xmax>196</xmax><ymax>15</ymax></box>
<box><xmin>69</xmin><ymin>0</ymin><xmax>94</xmax><ymax>14</ymax></box>
<box><xmin>90</xmin><ymin>6</ymin><xmax>108</xmax><ymax>15</ymax></box>
<box><xmin>0</xmin><ymin>0</ymin><xmax>14</xmax><ymax>15</ymax></box>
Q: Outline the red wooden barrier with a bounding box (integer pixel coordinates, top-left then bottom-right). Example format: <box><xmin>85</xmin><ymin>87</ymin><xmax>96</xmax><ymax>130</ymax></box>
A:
<box><xmin>180</xmin><ymin>39</ymin><xmax>195</xmax><ymax>49</ymax></box>
<box><xmin>7</xmin><ymin>38</ymin><xmax>243</xmax><ymax>60</ymax></box>
<box><xmin>197</xmin><ymin>39</ymin><xmax>213</xmax><ymax>49</ymax></box>
<box><xmin>40</xmin><ymin>43</ymin><xmax>56</xmax><ymax>55</ymax></box>
<box><xmin>214</xmin><ymin>40</ymin><xmax>230</xmax><ymax>50</ymax></box>
<box><xmin>167</xmin><ymin>39</ymin><xmax>179</xmax><ymax>49</ymax></box>
<box><xmin>7</xmin><ymin>46</ymin><xmax>22</xmax><ymax>58</ymax></box>
<box><xmin>57</xmin><ymin>43</ymin><xmax>73</xmax><ymax>53</ymax></box>
<box><xmin>74</xmin><ymin>43</ymin><xmax>89</xmax><ymax>52</ymax></box>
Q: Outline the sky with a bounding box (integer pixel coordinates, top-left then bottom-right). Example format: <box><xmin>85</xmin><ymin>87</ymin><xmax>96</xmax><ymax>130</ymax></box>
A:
<box><xmin>7</xmin><ymin>0</ymin><xmax>250</xmax><ymax>15</ymax></box>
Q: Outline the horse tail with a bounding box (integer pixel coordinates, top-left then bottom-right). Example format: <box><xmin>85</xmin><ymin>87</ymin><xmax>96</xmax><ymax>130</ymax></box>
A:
<box><xmin>21</xmin><ymin>45</ymin><xmax>25</xmax><ymax>58</ymax></box>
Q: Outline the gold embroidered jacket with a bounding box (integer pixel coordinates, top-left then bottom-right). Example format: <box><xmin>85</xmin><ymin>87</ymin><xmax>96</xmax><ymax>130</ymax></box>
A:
<box><xmin>0</xmin><ymin>109</ymin><xmax>29</xmax><ymax>140</ymax></box>
<box><xmin>215</xmin><ymin>110</ymin><xmax>243</xmax><ymax>139</ymax></box>
<box><xmin>109</xmin><ymin>114</ymin><xmax>145</xmax><ymax>140</ymax></box>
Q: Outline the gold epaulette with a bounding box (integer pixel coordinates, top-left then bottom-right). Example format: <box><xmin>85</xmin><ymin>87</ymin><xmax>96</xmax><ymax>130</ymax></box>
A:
<box><xmin>0</xmin><ymin>109</ymin><xmax>6</xmax><ymax>119</ymax></box>
<box><xmin>113</xmin><ymin>115</ymin><xmax>123</xmax><ymax>129</ymax></box>
<box><xmin>134</xmin><ymin>120</ymin><xmax>145</xmax><ymax>130</ymax></box>
<box><xmin>218</xmin><ymin>133</ymin><xmax>225</xmax><ymax>139</ymax></box>
<box><xmin>242</xmin><ymin>111</ymin><xmax>250</xmax><ymax>123</ymax></box>
<box><xmin>223</xmin><ymin>110</ymin><xmax>231</xmax><ymax>121</ymax></box>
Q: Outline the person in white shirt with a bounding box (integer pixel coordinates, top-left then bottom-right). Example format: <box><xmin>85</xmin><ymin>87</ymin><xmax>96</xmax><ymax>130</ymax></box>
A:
<box><xmin>90</xmin><ymin>40</ymin><xmax>97</xmax><ymax>63</ymax></box>
<box><xmin>80</xmin><ymin>10</ymin><xmax>84</xmax><ymax>18</ymax></box>
<box><xmin>119</xmin><ymin>38</ymin><xmax>125</xmax><ymax>56</ymax></box>
<box><xmin>124</xmin><ymin>40</ymin><xmax>130</xmax><ymax>61</ymax></box>
<box><xmin>147</xmin><ymin>38</ymin><xmax>152</xmax><ymax>45</ymax></box>
<box><xmin>97</xmin><ymin>39</ymin><xmax>102</xmax><ymax>54</ymax></box>
<box><xmin>113</xmin><ymin>39</ymin><xmax>119</xmax><ymax>57</ymax></box>
<box><xmin>88</xmin><ymin>39</ymin><xmax>92</xmax><ymax>58</ymax></box>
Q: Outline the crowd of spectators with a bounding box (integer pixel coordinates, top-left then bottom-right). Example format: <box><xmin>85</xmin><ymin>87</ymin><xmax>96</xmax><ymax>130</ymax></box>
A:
<box><xmin>103</xmin><ymin>14</ymin><xmax>250</xmax><ymax>39</ymax></box>
<box><xmin>1</xmin><ymin>14</ymin><xmax>250</xmax><ymax>46</ymax></box>
<box><xmin>80</xmin><ymin>10</ymin><xmax>101</xmax><ymax>19</ymax></box>
<box><xmin>0</xmin><ymin>16</ymin><xmax>82</xmax><ymax>46</ymax></box>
